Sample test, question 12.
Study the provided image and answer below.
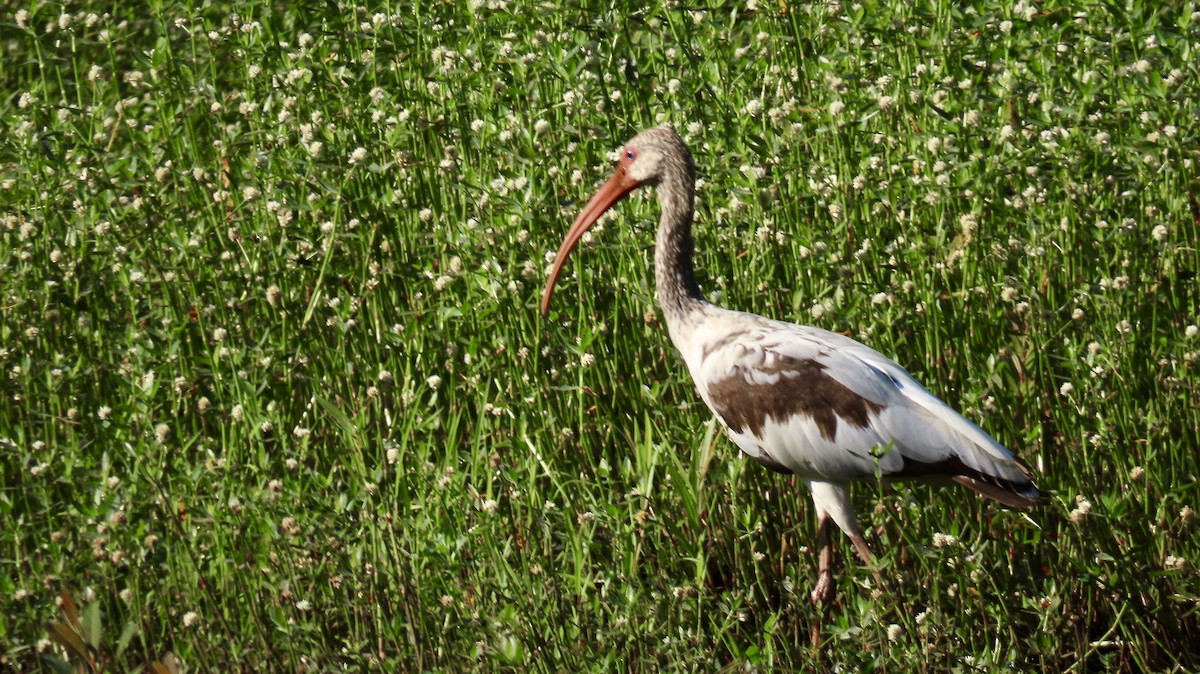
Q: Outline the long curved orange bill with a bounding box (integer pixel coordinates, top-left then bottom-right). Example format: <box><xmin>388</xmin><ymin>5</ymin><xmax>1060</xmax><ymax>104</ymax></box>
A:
<box><xmin>540</xmin><ymin>168</ymin><xmax>640</xmax><ymax>315</ymax></box>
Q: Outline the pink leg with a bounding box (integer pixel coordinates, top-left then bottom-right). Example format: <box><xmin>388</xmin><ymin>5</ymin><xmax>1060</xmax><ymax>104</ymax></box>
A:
<box><xmin>809</xmin><ymin>515</ymin><xmax>837</xmax><ymax>649</ymax></box>
<box><xmin>810</xmin><ymin>514</ymin><xmax>835</xmax><ymax>606</ymax></box>
<box><xmin>811</xmin><ymin>518</ymin><xmax>880</xmax><ymax>603</ymax></box>
<box><xmin>849</xmin><ymin>532</ymin><xmax>883</xmax><ymax>592</ymax></box>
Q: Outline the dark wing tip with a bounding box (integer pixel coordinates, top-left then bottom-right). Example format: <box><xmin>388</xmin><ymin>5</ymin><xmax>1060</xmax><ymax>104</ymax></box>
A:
<box><xmin>900</xmin><ymin>455</ymin><xmax>1047</xmax><ymax>510</ymax></box>
<box><xmin>951</xmin><ymin>475</ymin><xmax>1047</xmax><ymax>510</ymax></box>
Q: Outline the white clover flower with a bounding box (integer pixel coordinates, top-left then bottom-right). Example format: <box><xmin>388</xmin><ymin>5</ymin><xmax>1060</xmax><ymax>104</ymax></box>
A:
<box><xmin>829</xmin><ymin>100</ymin><xmax>845</xmax><ymax>116</ymax></box>
<box><xmin>426</xmin><ymin>375</ymin><xmax>442</xmax><ymax>389</ymax></box>
<box><xmin>932</xmin><ymin>532</ymin><xmax>957</xmax><ymax>548</ymax></box>
<box><xmin>534</xmin><ymin>119</ymin><xmax>550</xmax><ymax>134</ymax></box>
<box><xmin>887</xmin><ymin>624</ymin><xmax>903</xmax><ymax>642</ymax></box>
<box><xmin>1068</xmin><ymin>495</ymin><xmax>1092</xmax><ymax>524</ymax></box>
<box><xmin>1186</xmin><ymin>325</ymin><xmax>1198</xmax><ymax>339</ymax></box>
<box><xmin>1059</xmin><ymin>382</ymin><xmax>1074</xmax><ymax>396</ymax></box>
<box><xmin>1151</xmin><ymin>224</ymin><xmax>1168</xmax><ymax>241</ymax></box>
<box><xmin>280</xmin><ymin>516</ymin><xmax>300</xmax><ymax>537</ymax></box>
<box><xmin>154</xmin><ymin>423</ymin><xmax>170</xmax><ymax>445</ymax></box>
<box><xmin>182</xmin><ymin>611</ymin><xmax>200</xmax><ymax>628</ymax></box>
<box><xmin>744</xmin><ymin>99</ymin><xmax>762</xmax><ymax>117</ymax></box>
<box><xmin>349</xmin><ymin>147</ymin><xmax>368</xmax><ymax>164</ymax></box>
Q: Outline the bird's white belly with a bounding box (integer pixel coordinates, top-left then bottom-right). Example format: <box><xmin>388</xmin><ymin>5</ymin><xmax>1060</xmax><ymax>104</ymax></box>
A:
<box><xmin>720</xmin><ymin>410</ymin><xmax>903</xmax><ymax>481</ymax></box>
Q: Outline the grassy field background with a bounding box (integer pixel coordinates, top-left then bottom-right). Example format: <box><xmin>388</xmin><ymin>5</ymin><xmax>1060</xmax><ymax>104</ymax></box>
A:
<box><xmin>2</xmin><ymin>0</ymin><xmax>1199</xmax><ymax>670</ymax></box>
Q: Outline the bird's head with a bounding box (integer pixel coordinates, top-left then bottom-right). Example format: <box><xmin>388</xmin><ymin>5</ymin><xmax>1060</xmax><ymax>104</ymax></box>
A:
<box><xmin>540</xmin><ymin>126</ymin><xmax>691</xmax><ymax>315</ymax></box>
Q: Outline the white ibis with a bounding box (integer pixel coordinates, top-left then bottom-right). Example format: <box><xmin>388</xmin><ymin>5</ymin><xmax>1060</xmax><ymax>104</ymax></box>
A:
<box><xmin>541</xmin><ymin>126</ymin><xmax>1045</xmax><ymax>606</ymax></box>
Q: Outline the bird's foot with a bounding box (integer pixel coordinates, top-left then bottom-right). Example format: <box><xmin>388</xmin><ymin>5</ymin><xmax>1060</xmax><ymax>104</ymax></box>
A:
<box><xmin>810</xmin><ymin>570</ymin><xmax>834</xmax><ymax>606</ymax></box>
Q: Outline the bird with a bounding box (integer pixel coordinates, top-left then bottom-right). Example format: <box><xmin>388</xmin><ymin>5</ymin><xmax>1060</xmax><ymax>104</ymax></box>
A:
<box><xmin>540</xmin><ymin>126</ymin><xmax>1045</xmax><ymax>607</ymax></box>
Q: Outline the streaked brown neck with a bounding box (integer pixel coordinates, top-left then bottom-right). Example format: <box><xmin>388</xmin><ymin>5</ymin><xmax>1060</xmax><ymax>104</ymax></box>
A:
<box><xmin>653</xmin><ymin>145</ymin><xmax>705</xmax><ymax>322</ymax></box>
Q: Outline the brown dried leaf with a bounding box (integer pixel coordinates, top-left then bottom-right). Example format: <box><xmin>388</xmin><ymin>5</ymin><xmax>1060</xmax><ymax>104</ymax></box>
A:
<box><xmin>59</xmin><ymin>587</ymin><xmax>82</xmax><ymax>633</ymax></box>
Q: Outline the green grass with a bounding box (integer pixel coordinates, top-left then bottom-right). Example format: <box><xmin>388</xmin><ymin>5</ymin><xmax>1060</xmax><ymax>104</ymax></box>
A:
<box><xmin>2</xmin><ymin>0</ymin><xmax>1198</xmax><ymax>670</ymax></box>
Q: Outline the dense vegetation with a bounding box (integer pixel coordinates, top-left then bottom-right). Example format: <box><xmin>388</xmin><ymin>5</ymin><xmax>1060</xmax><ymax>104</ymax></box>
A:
<box><xmin>2</xmin><ymin>0</ymin><xmax>1198</xmax><ymax>670</ymax></box>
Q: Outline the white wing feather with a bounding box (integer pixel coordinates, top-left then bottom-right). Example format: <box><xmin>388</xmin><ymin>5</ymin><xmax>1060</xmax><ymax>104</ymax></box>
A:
<box><xmin>679</xmin><ymin>308</ymin><xmax>1032</xmax><ymax>487</ymax></box>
